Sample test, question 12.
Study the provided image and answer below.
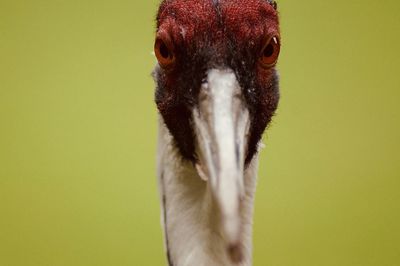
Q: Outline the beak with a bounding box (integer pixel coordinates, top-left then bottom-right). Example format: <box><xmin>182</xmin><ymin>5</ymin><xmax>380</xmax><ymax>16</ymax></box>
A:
<box><xmin>193</xmin><ymin>69</ymin><xmax>250</xmax><ymax>262</ymax></box>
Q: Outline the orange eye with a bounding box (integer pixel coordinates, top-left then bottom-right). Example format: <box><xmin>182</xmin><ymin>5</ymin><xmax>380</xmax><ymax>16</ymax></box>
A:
<box><xmin>154</xmin><ymin>38</ymin><xmax>175</xmax><ymax>68</ymax></box>
<box><xmin>259</xmin><ymin>36</ymin><xmax>280</xmax><ymax>68</ymax></box>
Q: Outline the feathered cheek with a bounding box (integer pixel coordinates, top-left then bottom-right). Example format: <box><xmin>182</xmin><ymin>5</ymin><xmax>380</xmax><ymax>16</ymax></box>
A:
<box><xmin>256</xmin><ymin>67</ymin><xmax>274</xmax><ymax>85</ymax></box>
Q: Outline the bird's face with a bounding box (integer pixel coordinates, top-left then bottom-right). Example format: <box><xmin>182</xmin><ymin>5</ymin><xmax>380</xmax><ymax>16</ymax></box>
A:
<box><xmin>154</xmin><ymin>0</ymin><xmax>280</xmax><ymax>259</ymax></box>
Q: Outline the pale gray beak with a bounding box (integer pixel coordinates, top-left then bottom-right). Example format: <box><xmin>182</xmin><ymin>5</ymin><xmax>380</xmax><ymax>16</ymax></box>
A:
<box><xmin>192</xmin><ymin>69</ymin><xmax>250</xmax><ymax>262</ymax></box>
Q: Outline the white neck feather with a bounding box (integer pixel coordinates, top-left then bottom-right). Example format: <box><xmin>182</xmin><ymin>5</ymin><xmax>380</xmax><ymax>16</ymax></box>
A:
<box><xmin>157</xmin><ymin>119</ymin><xmax>259</xmax><ymax>266</ymax></box>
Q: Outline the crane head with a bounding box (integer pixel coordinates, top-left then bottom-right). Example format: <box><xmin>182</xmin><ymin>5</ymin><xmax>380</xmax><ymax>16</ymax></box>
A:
<box><xmin>153</xmin><ymin>0</ymin><xmax>280</xmax><ymax>262</ymax></box>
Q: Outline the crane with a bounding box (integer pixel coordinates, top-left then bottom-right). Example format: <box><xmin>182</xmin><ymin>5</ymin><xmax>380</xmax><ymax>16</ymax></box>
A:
<box><xmin>153</xmin><ymin>0</ymin><xmax>280</xmax><ymax>265</ymax></box>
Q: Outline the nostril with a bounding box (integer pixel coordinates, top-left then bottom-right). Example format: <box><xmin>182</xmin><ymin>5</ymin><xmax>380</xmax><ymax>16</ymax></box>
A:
<box><xmin>235</xmin><ymin>141</ymin><xmax>240</xmax><ymax>169</ymax></box>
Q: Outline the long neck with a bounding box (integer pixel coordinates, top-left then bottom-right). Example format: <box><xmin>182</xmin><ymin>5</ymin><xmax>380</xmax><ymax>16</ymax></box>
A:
<box><xmin>157</xmin><ymin>119</ymin><xmax>259</xmax><ymax>266</ymax></box>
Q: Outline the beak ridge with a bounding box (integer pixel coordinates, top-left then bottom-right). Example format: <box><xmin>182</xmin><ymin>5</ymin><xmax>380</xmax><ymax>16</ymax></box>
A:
<box><xmin>193</xmin><ymin>69</ymin><xmax>250</xmax><ymax>262</ymax></box>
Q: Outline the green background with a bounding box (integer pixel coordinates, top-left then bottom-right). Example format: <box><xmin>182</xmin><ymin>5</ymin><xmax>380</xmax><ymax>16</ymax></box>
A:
<box><xmin>1</xmin><ymin>0</ymin><xmax>399</xmax><ymax>265</ymax></box>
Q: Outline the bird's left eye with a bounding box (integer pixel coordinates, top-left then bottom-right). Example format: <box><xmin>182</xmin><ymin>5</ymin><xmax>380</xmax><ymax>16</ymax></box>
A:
<box><xmin>154</xmin><ymin>38</ymin><xmax>175</xmax><ymax>68</ymax></box>
<box><xmin>259</xmin><ymin>36</ymin><xmax>280</xmax><ymax>68</ymax></box>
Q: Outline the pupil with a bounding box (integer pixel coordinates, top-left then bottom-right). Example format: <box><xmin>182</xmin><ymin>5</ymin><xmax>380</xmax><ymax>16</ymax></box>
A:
<box><xmin>159</xmin><ymin>42</ymin><xmax>170</xmax><ymax>59</ymax></box>
<box><xmin>264</xmin><ymin>43</ymin><xmax>274</xmax><ymax>58</ymax></box>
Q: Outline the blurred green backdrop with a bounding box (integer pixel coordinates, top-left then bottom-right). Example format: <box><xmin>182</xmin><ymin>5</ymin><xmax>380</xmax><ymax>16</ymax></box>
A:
<box><xmin>1</xmin><ymin>0</ymin><xmax>399</xmax><ymax>265</ymax></box>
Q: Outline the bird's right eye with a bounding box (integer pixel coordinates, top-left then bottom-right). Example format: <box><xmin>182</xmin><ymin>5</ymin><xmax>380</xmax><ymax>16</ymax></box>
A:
<box><xmin>154</xmin><ymin>38</ymin><xmax>175</xmax><ymax>68</ymax></box>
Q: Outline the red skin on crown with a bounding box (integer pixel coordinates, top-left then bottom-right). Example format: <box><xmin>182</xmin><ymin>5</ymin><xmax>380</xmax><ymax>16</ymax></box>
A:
<box><xmin>157</xmin><ymin>0</ymin><xmax>279</xmax><ymax>51</ymax></box>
